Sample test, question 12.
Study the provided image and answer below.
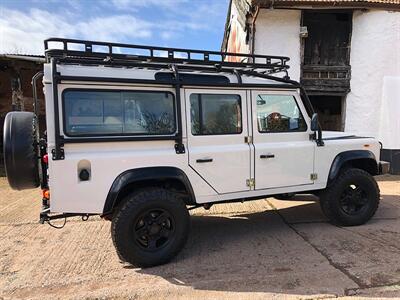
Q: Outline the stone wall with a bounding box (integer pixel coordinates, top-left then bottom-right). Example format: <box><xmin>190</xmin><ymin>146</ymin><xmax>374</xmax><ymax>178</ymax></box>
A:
<box><xmin>0</xmin><ymin>57</ymin><xmax>45</xmax><ymax>173</ymax></box>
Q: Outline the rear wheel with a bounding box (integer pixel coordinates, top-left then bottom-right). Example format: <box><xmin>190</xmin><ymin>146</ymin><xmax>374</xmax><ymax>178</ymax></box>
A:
<box><xmin>320</xmin><ymin>168</ymin><xmax>380</xmax><ymax>226</ymax></box>
<box><xmin>111</xmin><ymin>187</ymin><xmax>190</xmax><ymax>267</ymax></box>
<box><xmin>3</xmin><ymin>112</ymin><xmax>40</xmax><ymax>190</ymax></box>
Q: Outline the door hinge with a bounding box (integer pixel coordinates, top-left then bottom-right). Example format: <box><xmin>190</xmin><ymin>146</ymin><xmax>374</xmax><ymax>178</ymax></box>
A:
<box><xmin>244</xmin><ymin>136</ymin><xmax>253</xmax><ymax>144</ymax></box>
<box><xmin>246</xmin><ymin>178</ymin><xmax>255</xmax><ymax>188</ymax></box>
<box><xmin>174</xmin><ymin>142</ymin><xmax>185</xmax><ymax>154</ymax></box>
<box><xmin>51</xmin><ymin>148</ymin><xmax>65</xmax><ymax>160</ymax></box>
<box><xmin>310</xmin><ymin>173</ymin><xmax>318</xmax><ymax>181</ymax></box>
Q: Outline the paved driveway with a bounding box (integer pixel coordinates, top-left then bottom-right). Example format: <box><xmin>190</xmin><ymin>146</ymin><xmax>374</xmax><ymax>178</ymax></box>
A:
<box><xmin>0</xmin><ymin>176</ymin><xmax>399</xmax><ymax>299</ymax></box>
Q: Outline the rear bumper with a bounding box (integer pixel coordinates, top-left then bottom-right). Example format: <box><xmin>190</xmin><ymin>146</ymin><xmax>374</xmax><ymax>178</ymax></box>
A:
<box><xmin>379</xmin><ymin>161</ymin><xmax>390</xmax><ymax>175</ymax></box>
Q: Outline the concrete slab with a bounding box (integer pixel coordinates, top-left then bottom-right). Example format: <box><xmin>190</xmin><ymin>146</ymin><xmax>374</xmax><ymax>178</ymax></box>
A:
<box><xmin>1</xmin><ymin>176</ymin><xmax>399</xmax><ymax>299</ymax></box>
<box><xmin>345</xmin><ymin>284</ymin><xmax>400</xmax><ymax>298</ymax></box>
<box><xmin>0</xmin><ymin>179</ymin><xmax>41</xmax><ymax>225</ymax></box>
<box><xmin>267</xmin><ymin>197</ymin><xmax>328</xmax><ymax>224</ymax></box>
<box><xmin>293</xmin><ymin>219</ymin><xmax>400</xmax><ymax>288</ymax></box>
<box><xmin>0</xmin><ymin>211</ymin><xmax>357</xmax><ymax>299</ymax></box>
<box><xmin>266</xmin><ymin>177</ymin><xmax>400</xmax><ymax>296</ymax></box>
<box><xmin>146</xmin><ymin>212</ymin><xmax>358</xmax><ymax>295</ymax></box>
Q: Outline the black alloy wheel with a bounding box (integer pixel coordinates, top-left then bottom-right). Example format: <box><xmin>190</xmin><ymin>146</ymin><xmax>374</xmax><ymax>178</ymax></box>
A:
<box><xmin>133</xmin><ymin>209</ymin><xmax>175</xmax><ymax>251</ymax></box>
<box><xmin>339</xmin><ymin>184</ymin><xmax>369</xmax><ymax>215</ymax></box>
<box><xmin>111</xmin><ymin>187</ymin><xmax>190</xmax><ymax>267</ymax></box>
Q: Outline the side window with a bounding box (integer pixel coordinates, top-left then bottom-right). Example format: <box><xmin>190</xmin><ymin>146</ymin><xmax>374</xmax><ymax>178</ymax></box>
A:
<box><xmin>63</xmin><ymin>90</ymin><xmax>176</xmax><ymax>136</ymax></box>
<box><xmin>190</xmin><ymin>93</ymin><xmax>242</xmax><ymax>135</ymax></box>
<box><xmin>256</xmin><ymin>94</ymin><xmax>307</xmax><ymax>133</ymax></box>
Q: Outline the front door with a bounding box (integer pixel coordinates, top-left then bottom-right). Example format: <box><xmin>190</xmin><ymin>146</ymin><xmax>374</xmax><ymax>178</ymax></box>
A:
<box><xmin>251</xmin><ymin>90</ymin><xmax>315</xmax><ymax>189</ymax></box>
<box><xmin>185</xmin><ymin>89</ymin><xmax>251</xmax><ymax>194</ymax></box>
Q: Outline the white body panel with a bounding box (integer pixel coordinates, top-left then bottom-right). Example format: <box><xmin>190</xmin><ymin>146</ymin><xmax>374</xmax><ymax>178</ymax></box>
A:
<box><xmin>44</xmin><ymin>63</ymin><xmax>381</xmax><ymax>214</ymax></box>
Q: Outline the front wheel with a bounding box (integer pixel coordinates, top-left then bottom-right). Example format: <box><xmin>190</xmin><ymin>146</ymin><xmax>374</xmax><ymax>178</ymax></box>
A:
<box><xmin>319</xmin><ymin>168</ymin><xmax>380</xmax><ymax>226</ymax></box>
<box><xmin>111</xmin><ymin>187</ymin><xmax>190</xmax><ymax>267</ymax></box>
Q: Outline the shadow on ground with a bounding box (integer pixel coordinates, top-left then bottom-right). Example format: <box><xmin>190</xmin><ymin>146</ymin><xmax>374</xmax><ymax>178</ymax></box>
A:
<box><xmin>135</xmin><ymin>199</ymin><xmax>400</xmax><ymax>297</ymax></box>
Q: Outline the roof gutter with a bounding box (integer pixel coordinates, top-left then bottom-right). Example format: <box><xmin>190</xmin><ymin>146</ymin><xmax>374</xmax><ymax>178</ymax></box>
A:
<box><xmin>0</xmin><ymin>54</ymin><xmax>45</xmax><ymax>63</ymax></box>
<box><xmin>252</xmin><ymin>0</ymin><xmax>400</xmax><ymax>11</ymax></box>
<box><xmin>250</xmin><ymin>5</ymin><xmax>260</xmax><ymax>59</ymax></box>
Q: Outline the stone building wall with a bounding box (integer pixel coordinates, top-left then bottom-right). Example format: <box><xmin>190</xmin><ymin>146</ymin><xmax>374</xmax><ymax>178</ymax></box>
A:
<box><xmin>0</xmin><ymin>56</ymin><xmax>45</xmax><ymax>173</ymax></box>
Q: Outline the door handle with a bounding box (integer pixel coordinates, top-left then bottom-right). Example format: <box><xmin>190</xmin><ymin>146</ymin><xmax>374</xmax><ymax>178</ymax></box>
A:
<box><xmin>196</xmin><ymin>158</ymin><xmax>213</xmax><ymax>163</ymax></box>
<box><xmin>260</xmin><ymin>154</ymin><xmax>275</xmax><ymax>159</ymax></box>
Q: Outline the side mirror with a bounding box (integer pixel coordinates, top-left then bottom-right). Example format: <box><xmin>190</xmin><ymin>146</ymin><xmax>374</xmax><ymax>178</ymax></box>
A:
<box><xmin>311</xmin><ymin>113</ymin><xmax>319</xmax><ymax>131</ymax></box>
<box><xmin>310</xmin><ymin>113</ymin><xmax>324</xmax><ymax>146</ymax></box>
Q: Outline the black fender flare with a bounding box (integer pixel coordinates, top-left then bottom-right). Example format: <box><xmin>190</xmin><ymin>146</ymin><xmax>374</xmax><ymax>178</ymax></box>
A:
<box><xmin>328</xmin><ymin>150</ymin><xmax>378</xmax><ymax>183</ymax></box>
<box><xmin>103</xmin><ymin>167</ymin><xmax>195</xmax><ymax>215</ymax></box>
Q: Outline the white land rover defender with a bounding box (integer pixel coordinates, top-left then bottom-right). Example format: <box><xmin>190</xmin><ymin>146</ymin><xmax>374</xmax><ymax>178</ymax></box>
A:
<box><xmin>3</xmin><ymin>38</ymin><xmax>390</xmax><ymax>267</ymax></box>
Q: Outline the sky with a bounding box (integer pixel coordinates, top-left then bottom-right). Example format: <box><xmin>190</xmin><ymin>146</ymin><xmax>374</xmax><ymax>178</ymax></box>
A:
<box><xmin>0</xmin><ymin>0</ymin><xmax>230</xmax><ymax>55</ymax></box>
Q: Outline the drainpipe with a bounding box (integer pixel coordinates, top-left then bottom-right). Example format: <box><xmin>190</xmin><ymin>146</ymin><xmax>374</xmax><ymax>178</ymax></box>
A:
<box><xmin>250</xmin><ymin>5</ymin><xmax>260</xmax><ymax>59</ymax></box>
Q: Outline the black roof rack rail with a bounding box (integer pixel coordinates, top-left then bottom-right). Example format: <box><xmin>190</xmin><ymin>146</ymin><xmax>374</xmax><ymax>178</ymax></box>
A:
<box><xmin>44</xmin><ymin>37</ymin><xmax>290</xmax><ymax>76</ymax></box>
<box><xmin>44</xmin><ymin>38</ymin><xmax>316</xmax><ymax>160</ymax></box>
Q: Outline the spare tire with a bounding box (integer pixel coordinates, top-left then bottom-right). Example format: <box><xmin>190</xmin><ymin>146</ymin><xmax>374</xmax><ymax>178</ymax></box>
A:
<box><xmin>3</xmin><ymin>111</ymin><xmax>40</xmax><ymax>190</ymax></box>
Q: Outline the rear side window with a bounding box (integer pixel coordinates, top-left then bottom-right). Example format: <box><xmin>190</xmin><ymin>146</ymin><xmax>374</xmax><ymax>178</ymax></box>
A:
<box><xmin>190</xmin><ymin>93</ymin><xmax>242</xmax><ymax>135</ymax></box>
<box><xmin>63</xmin><ymin>90</ymin><xmax>176</xmax><ymax>136</ymax></box>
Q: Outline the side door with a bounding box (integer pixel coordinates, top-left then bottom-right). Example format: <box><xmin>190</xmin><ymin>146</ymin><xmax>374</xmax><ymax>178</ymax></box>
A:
<box><xmin>185</xmin><ymin>89</ymin><xmax>251</xmax><ymax>194</ymax></box>
<box><xmin>251</xmin><ymin>90</ymin><xmax>315</xmax><ymax>189</ymax></box>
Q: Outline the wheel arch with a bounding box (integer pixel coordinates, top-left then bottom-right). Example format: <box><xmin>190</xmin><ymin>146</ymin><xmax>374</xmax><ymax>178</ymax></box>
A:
<box><xmin>102</xmin><ymin>167</ymin><xmax>196</xmax><ymax>216</ymax></box>
<box><xmin>328</xmin><ymin>150</ymin><xmax>378</xmax><ymax>185</ymax></box>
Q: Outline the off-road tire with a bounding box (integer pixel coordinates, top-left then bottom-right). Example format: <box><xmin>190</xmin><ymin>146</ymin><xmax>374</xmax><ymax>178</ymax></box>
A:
<box><xmin>320</xmin><ymin>168</ymin><xmax>380</xmax><ymax>226</ymax></box>
<box><xmin>111</xmin><ymin>187</ymin><xmax>190</xmax><ymax>268</ymax></box>
<box><xmin>3</xmin><ymin>111</ymin><xmax>40</xmax><ymax>190</ymax></box>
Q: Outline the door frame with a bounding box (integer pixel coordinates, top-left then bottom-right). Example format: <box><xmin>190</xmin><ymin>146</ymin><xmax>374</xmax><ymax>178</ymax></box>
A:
<box><xmin>184</xmin><ymin>87</ymin><xmax>252</xmax><ymax>194</ymax></box>
<box><xmin>250</xmin><ymin>88</ymin><xmax>315</xmax><ymax>190</ymax></box>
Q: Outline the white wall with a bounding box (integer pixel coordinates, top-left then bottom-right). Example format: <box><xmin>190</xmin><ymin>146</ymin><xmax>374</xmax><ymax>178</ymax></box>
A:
<box><xmin>345</xmin><ymin>10</ymin><xmax>400</xmax><ymax>149</ymax></box>
<box><xmin>254</xmin><ymin>9</ymin><xmax>301</xmax><ymax>81</ymax></box>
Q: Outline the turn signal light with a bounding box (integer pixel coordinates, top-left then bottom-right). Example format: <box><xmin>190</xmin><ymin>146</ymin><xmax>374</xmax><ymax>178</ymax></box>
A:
<box><xmin>42</xmin><ymin>189</ymin><xmax>50</xmax><ymax>199</ymax></box>
<box><xmin>42</xmin><ymin>154</ymin><xmax>48</xmax><ymax>164</ymax></box>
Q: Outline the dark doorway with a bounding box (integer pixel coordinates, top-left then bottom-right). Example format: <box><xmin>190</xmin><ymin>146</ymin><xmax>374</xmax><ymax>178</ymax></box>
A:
<box><xmin>309</xmin><ymin>95</ymin><xmax>344</xmax><ymax>131</ymax></box>
<box><xmin>301</xmin><ymin>11</ymin><xmax>351</xmax><ymax>132</ymax></box>
<box><xmin>303</xmin><ymin>11</ymin><xmax>352</xmax><ymax>66</ymax></box>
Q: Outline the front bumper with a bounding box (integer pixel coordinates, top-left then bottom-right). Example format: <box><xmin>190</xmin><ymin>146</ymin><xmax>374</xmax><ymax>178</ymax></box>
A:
<box><xmin>379</xmin><ymin>161</ymin><xmax>390</xmax><ymax>174</ymax></box>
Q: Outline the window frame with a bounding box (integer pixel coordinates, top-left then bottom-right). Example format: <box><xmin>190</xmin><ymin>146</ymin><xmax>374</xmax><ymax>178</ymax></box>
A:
<box><xmin>189</xmin><ymin>93</ymin><xmax>243</xmax><ymax>136</ymax></box>
<box><xmin>255</xmin><ymin>93</ymin><xmax>308</xmax><ymax>134</ymax></box>
<box><xmin>61</xmin><ymin>88</ymin><xmax>177</xmax><ymax>138</ymax></box>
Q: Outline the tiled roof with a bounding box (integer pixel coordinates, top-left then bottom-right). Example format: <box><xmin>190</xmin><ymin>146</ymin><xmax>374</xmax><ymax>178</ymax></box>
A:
<box><xmin>262</xmin><ymin>0</ymin><xmax>399</xmax><ymax>3</ymax></box>
<box><xmin>252</xmin><ymin>0</ymin><xmax>400</xmax><ymax>8</ymax></box>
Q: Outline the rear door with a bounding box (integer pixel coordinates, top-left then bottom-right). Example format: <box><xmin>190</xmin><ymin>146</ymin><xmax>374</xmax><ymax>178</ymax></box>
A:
<box><xmin>185</xmin><ymin>89</ymin><xmax>251</xmax><ymax>194</ymax></box>
<box><xmin>251</xmin><ymin>90</ymin><xmax>315</xmax><ymax>189</ymax></box>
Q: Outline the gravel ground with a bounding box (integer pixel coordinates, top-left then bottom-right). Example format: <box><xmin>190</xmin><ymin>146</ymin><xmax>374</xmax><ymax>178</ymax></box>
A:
<box><xmin>0</xmin><ymin>175</ymin><xmax>399</xmax><ymax>299</ymax></box>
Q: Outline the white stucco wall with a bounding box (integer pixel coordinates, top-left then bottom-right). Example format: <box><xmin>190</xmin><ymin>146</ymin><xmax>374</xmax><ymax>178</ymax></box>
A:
<box><xmin>345</xmin><ymin>10</ymin><xmax>400</xmax><ymax>149</ymax></box>
<box><xmin>254</xmin><ymin>9</ymin><xmax>301</xmax><ymax>81</ymax></box>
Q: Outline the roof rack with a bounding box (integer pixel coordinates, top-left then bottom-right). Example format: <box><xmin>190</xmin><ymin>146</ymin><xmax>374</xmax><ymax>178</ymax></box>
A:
<box><xmin>43</xmin><ymin>38</ymin><xmax>315</xmax><ymax>161</ymax></box>
<box><xmin>44</xmin><ymin>37</ymin><xmax>290</xmax><ymax>76</ymax></box>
